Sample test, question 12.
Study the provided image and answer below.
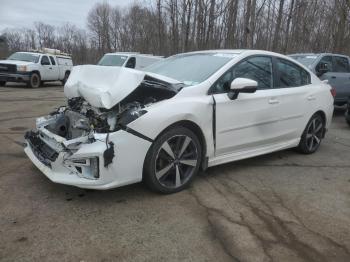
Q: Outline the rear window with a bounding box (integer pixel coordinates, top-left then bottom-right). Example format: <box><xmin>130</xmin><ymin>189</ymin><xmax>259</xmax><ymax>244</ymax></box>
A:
<box><xmin>49</xmin><ymin>56</ymin><xmax>56</xmax><ymax>65</ymax></box>
<box><xmin>276</xmin><ymin>58</ymin><xmax>311</xmax><ymax>87</ymax></box>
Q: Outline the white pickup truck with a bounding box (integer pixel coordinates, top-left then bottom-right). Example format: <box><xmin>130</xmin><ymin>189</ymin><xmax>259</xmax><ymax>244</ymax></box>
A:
<box><xmin>0</xmin><ymin>50</ymin><xmax>73</xmax><ymax>88</ymax></box>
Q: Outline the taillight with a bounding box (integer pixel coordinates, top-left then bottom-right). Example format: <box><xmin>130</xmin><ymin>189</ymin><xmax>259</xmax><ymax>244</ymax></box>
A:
<box><xmin>330</xmin><ymin>86</ymin><xmax>336</xmax><ymax>98</ymax></box>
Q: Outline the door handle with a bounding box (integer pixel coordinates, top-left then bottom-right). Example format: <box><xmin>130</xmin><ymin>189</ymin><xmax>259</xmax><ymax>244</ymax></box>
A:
<box><xmin>331</xmin><ymin>76</ymin><xmax>336</xmax><ymax>79</ymax></box>
<box><xmin>307</xmin><ymin>95</ymin><xmax>316</xmax><ymax>101</ymax></box>
<box><xmin>268</xmin><ymin>98</ymin><xmax>279</xmax><ymax>104</ymax></box>
<box><xmin>49</xmin><ymin>67</ymin><xmax>52</xmax><ymax>69</ymax></box>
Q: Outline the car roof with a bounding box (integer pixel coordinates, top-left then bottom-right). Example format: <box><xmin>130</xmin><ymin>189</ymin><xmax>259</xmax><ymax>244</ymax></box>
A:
<box><xmin>289</xmin><ymin>52</ymin><xmax>350</xmax><ymax>58</ymax></box>
<box><xmin>176</xmin><ymin>49</ymin><xmax>291</xmax><ymax>57</ymax></box>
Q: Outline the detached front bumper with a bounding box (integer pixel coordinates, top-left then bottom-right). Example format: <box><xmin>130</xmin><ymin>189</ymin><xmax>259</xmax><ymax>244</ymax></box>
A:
<box><xmin>0</xmin><ymin>72</ymin><xmax>30</xmax><ymax>83</ymax></box>
<box><xmin>24</xmin><ymin>126</ymin><xmax>152</xmax><ymax>190</ymax></box>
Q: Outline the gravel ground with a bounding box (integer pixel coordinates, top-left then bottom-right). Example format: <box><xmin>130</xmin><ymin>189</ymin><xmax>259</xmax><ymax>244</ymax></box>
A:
<box><xmin>0</xmin><ymin>83</ymin><xmax>349</xmax><ymax>262</ymax></box>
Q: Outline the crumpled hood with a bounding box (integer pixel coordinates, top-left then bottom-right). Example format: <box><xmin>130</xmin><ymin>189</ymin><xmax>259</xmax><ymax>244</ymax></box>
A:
<box><xmin>64</xmin><ymin>65</ymin><xmax>146</xmax><ymax>109</ymax></box>
<box><xmin>64</xmin><ymin>65</ymin><xmax>181</xmax><ymax>109</ymax></box>
<box><xmin>0</xmin><ymin>60</ymin><xmax>34</xmax><ymax>66</ymax></box>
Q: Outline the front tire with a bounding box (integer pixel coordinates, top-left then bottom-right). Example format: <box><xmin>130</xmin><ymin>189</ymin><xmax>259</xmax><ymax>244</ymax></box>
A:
<box><xmin>27</xmin><ymin>73</ymin><xmax>41</xmax><ymax>88</ymax></box>
<box><xmin>144</xmin><ymin>126</ymin><xmax>202</xmax><ymax>194</ymax></box>
<box><xmin>297</xmin><ymin>114</ymin><xmax>325</xmax><ymax>154</ymax></box>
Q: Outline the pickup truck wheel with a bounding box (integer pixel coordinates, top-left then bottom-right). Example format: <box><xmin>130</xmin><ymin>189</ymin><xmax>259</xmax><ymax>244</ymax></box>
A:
<box><xmin>62</xmin><ymin>72</ymin><xmax>70</xmax><ymax>85</ymax></box>
<box><xmin>27</xmin><ymin>73</ymin><xmax>41</xmax><ymax>88</ymax></box>
<box><xmin>0</xmin><ymin>81</ymin><xmax>6</xmax><ymax>86</ymax></box>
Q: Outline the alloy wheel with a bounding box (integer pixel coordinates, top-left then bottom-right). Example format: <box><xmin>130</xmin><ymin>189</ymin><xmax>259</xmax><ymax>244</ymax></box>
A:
<box><xmin>305</xmin><ymin>117</ymin><xmax>323</xmax><ymax>152</ymax></box>
<box><xmin>155</xmin><ymin>135</ymin><xmax>199</xmax><ymax>189</ymax></box>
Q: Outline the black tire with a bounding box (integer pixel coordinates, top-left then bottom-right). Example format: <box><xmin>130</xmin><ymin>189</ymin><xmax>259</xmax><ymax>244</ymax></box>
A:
<box><xmin>297</xmin><ymin>114</ymin><xmax>325</xmax><ymax>154</ymax></box>
<box><xmin>61</xmin><ymin>72</ymin><xmax>70</xmax><ymax>86</ymax></box>
<box><xmin>144</xmin><ymin>126</ymin><xmax>202</xmax><ymax>194</ymax></box>
<box><xmin>0</xmin><ymin>81</ymin><xmax>6</xmax><ymax>86</ymax></box>
<box><xmin>345</xmin><ymin>110</ymin><xmax>350</xmax><ymax>126</ymax></box>
<box><xmin>27</xmin><ymin>73</ymin><xmax>41</xmax><ymax>88</ymax></box>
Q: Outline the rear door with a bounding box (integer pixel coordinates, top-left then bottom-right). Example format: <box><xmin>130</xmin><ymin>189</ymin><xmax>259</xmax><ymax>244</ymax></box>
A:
<box><xmin>316</xmin><ymin>55</ymin><xmax>350</xmax><ymax>104</ymax></box>
<box><xmin>40</xmin><ymin>55</ymin><xmax>52</xmax><ymax>81</ymax></box>
<box><xmin>273</xmin><ymin>58</ymin><xmax>313</xmax><ymax>140</ymax></box>
<box><xmin>331</xmin><ymin>56</ymin><xmax>350</xmax><ymax>103</ymax></box>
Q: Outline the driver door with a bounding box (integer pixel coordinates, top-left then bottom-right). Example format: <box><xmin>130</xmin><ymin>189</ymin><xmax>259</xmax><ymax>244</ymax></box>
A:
<box><xmin>40</xmin><ymin>55</ymin><xmax>54</xmax><ymax>81</ymax></box>
<box><xmin>212</xmin><ymin>56</ymin><xmax>281</xmax><ymax>156</ymax></box>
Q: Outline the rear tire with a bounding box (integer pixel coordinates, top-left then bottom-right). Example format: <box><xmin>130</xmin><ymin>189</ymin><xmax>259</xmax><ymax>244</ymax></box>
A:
<box><xmin>27</xmin><ymin>73</ymin><xmax>41</xmax><ymax>88</ymax></box>
<box><xmin>297</xmin><ymin>114</ymin><xmax>325</xmax><ymax>154</ymax></box>
<box><xmin>144</xmin><ymin>126</ymin><xmax>202</xmax><ymax>194</ymax></box>
<box><xmin>0</xmin><ymin>81</ymin><xmax>6</xmax><ymax>86</ymax></box>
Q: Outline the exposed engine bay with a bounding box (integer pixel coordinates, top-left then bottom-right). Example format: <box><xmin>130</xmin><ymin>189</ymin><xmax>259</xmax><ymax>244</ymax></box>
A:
<box><xmin>44</xmin><ymin>75</ymin><xmax>179</xmax><ymax>140</ymax></box>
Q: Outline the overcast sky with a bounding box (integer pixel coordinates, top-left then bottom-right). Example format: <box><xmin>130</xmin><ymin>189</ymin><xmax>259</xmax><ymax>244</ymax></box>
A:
<box><xmin>0</xmin><ymin>0</ymin><xmax>137</xmax><ymax>31</ymax></box>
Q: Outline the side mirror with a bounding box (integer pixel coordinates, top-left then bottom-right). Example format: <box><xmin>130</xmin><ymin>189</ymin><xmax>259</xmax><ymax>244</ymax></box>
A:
<box><xmin>227</xmin><ymin>78</ymin><xmax>258</xmax><ymax>100</ymax></box>
<box><xmin>317</xmin><ymin>62</ymin><xmax>329</xmax><ymax>76</ymax></box>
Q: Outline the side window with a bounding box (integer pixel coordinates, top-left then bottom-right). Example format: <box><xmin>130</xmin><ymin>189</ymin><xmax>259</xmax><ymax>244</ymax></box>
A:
<box><xmin>125</xmin><ymin>57</ymin><xmax>136</xmax><ymax>68</ymax></box>
<box><xmin>333</xmin><ymin>56</ymin><xmax>350</xmax><ymax>72</ymax></box>
<box><xmin>316</xmin><ymin>56</ymin><xmax>333</xmax><ymax>72</ymax></box>
<box><xmin>276</xmin><ymin>58</ymin><xmax>310</xmax><ymax>88</ymax></box>
<box><xmin>213</xmin><ymin>56</ymin><xmax>273</xmax><ymax>93</ymax></box>
<box><xmin>49</xmin><ymin>56</ymin><xmax>56</xmax><ymax>65</ymax></box>
<box><xmin>41</xmin><ymin>55</ymin><xmax>50</xmax><ymax>65</ymax></box>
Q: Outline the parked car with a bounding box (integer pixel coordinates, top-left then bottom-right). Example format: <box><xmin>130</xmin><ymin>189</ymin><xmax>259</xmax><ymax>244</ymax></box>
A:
<box><xmin>24</xmin><ymin>50</ymin><xmax>334</xmax><ymax>193</ymax></box>
<box><xmin>97</xmin><ymin>52</ymin><xmax>163</xmax><ymax>70</ymax></box>
<box><xmin>0</xmin><ymin>48</ymin><xmax>73</xmax><ymax>88</ymax></box>
<box><xmin>346</xmin><ymin>98</ymin><xmax>350</xmax><ymax>126</ymax></box>
<box><xmin>289</xmin><ymin>53</ymin><xmax>350</xmax><ymax>106</ymax></box>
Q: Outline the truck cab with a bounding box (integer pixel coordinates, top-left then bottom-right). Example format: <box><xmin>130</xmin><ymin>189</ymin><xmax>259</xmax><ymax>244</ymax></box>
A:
<box><xmin>289</xmin><ymin>53</ymin><xmax>350</xmax><ymax>106</ymax></box>
<box><xmin>0</xmin><ymin>48</ymin><xmax>73</xmax><ymax>88</ymax></box>
<box><xmin>97</xmin><ymin>52</ymin><xmax>163</xmax><ymax>70</ymax></box>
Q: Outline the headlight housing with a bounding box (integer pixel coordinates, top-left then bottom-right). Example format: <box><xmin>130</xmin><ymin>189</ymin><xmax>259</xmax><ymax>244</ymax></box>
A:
<box><xmin>17</xmin><ymin>65</ymin><xmax>27</xmax><ymax>72</ymax></box>
<box><xmin>64</xmin><ymin>157</ymin><xmax>100</xmax><ymax>179</ymax></box>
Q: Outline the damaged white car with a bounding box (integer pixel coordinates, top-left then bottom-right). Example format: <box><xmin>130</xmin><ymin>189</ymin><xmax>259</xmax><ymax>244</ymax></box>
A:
<box><xmin>24</xmin><ymin>50</ymin><xmax>334</xmax><ymax>193</ymax></box>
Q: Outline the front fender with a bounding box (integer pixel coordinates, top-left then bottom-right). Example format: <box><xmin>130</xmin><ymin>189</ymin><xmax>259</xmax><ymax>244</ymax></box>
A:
<box><xmin>127</xmin><ymin>96</ymin><xmax>215</xmax><ymax>157</ymax></box>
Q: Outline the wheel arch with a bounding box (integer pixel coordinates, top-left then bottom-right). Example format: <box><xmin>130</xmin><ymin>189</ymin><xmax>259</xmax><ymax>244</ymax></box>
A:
<box><xmin>31</xmin><ymin>70</ymin><xmax>41</xmax><ymax>77</ymax></box>
<box><xmin>310</xmin><ymin>110</ymin><xmax>327</xmax><ymax>138</ymax></box>
<box><xmin>147</xmin><ymin>120</ymin><xmax>208</xmax><ymax>171</ymax></box>
<box><xmin>314</xmin><ymin>110</ymin><xmax>326</xmax><ymax>124</ymax></box>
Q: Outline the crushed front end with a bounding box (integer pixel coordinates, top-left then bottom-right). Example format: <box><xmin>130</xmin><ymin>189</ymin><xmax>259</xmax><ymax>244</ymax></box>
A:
<box><xmin>24</xmin><ymin>66</ymin><xmax>180</xmax><ymax>189</ymax></box>
<box><xmin>24</xmin><ymin>97</ymin><xmax>155</xmax><ymax>189</ymax></box>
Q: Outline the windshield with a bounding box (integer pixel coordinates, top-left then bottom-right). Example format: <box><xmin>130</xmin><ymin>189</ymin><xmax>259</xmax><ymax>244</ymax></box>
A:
<box><xmin>289</xmin><ymin>54</ymin><xmax>319</xmax><ymax>67</ymax></box>
<box><xmin>97</xmin><ymin>54</ymin><xmax>128</xmax><ymax>66</ymax></box>
<box><xmin>8</xmin><ymin>52</ymin><xmax>39</xmax><ymax>63</ymax></box>
<box><xmin>145</xmin><ymin>53</ymin><xmax>236</xmax><ymax>86</ymax></box>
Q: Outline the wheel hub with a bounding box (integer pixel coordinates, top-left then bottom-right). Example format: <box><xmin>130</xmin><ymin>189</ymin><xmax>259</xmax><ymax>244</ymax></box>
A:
<box><xmin>155</xmin><ymin>135</ymin><xmax>198</xmax><ymax>189</ymax></box>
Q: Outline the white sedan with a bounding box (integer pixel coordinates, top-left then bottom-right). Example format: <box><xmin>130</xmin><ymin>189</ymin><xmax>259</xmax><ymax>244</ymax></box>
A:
<box><xmin>24</xmin><ymin>50</ymin><xmax>334</xmax><ymax>193</ymax></box>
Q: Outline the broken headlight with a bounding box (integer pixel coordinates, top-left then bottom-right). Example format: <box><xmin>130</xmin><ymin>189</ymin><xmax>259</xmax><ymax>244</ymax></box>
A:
<box><xmin>118</xmin><ymin>108</ymin><xmax>147</xmax><ymax>126</ymax></box>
